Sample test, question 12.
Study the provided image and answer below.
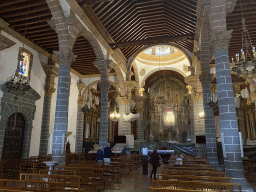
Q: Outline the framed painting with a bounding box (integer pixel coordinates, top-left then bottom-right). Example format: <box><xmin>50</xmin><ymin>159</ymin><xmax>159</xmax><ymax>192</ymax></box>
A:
<box><xmin>16</xmin><ymin>47</ymin><xmax>33</xmax><ymax>78</ymax></box>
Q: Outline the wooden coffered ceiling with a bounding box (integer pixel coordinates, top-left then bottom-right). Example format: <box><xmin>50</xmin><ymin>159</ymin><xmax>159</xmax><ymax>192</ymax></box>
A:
<box><xmin>0</xmin><ymin>0</ymin><xmax>255</xmax><ymax>75</ymax></box>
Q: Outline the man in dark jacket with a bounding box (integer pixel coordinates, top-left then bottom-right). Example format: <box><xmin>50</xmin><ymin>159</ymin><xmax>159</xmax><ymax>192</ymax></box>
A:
<box><xmin>149</xmin><ymin>148</ymin><xmax>160</xmax><ymax>179</ymax></box>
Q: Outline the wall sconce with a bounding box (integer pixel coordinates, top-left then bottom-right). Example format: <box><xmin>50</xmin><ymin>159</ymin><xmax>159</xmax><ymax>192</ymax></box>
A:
<box><xmin>199</xmin><ymin>112</ymin><xmax>204</xmax><ymax>120</ymax></box>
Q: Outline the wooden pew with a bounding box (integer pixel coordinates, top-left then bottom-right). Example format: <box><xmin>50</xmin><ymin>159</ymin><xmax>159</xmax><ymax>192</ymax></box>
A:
<box><xmin>162</xmin><ymin>170</ymin><xmax>226</xmax><ymax>177</ymax></box>
<box><xmin>158</xmin><ymin>175</ymin><xmax>232</xmax><ymax>183</ymax></box>
<box><xmin>154</xmin><ymin>180</ymin><xmax>241</xmax><ymax>192</ymax></box>
<box><xmin>0</xmin><ymin>179</ymin><xmax>64</xmax><ymax>192</ymax></box>
<box><xmin>148</xmin><ymin>187</ymin><xmax>213</xmax><ymax>192</ymax></box>
<box><xmin>20</xmin><ymin>173</ymin><xmax>95</xmax><ymax>192</ymax></box>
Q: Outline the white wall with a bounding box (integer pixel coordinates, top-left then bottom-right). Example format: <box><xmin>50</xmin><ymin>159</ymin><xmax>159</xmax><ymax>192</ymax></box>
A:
<box><xmin>67</xmin><ymin>73</ymin><xmax>79</xmax><ymax>153</ymax></box>
<box><xmin>0</xmin><ymin>31</ymin><xmax>47</xmax><ymax>157</ymax></box>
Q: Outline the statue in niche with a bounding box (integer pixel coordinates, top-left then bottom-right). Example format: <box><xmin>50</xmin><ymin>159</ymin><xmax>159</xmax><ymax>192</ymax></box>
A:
<box><xmin>66</xmin><ymin>141</ymin><xmax>71</xmax><ymax>153</ymax></box>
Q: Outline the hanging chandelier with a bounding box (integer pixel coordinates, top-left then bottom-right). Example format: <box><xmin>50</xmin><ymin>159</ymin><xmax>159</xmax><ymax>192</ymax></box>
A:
<box><xmin>82</xmin><ymin>89</ymin><xmax>94</xmax><ymax>113</ymax></box>
<box><xmin>231</xmin><ymin>8</ymin><xmax>256</xmax><ymax>77</ymax></box>
<box><xmin>109</xmin><ymin>105</ymin><xmax>120</xmax><ymax>122</ymax></box>
<box><xmin>5</xmin><ymin>74</ymin><xmax>31</xmax><ymax>92</ymax></box>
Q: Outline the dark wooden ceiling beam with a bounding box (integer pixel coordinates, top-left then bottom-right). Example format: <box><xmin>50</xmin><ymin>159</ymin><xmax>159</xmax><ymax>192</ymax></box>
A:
<box><xmin>0</xmin><ymin>0</ymin><xmax>46</xmax><ymax>14</ymax></box>
<box><xmin>110</xmin><ymin>34</ymin><xmax>195</xmax><ymax>49</ymax></box>
<box><xmin>79</xmin><ymin>0</ymin><xmax>114</xmax><ymax>6</ymax></box>
<box><xmin>101</xmin><ymin>1</ymin><xmax>135</xmax><ymax>27</ymax></box>
<box><xmin>11</xmin><ymin>16</ymin><xmax>52</xmax><ymax>28</ymax></box>
<box><xmin>16</xmin><ymin>23</ymin><xmax>49</xmax><ymax>32</ymax></box>
<box><xmin>1</xmin><ymin>5</ymin><xmax>50</xmax><ymax>19</ymax></box>
<box><xmin>1</xmin><ymin>0</ymin><xmax>28</xmax><ymax>7</ymax></box>
<box><xmin>7</xmin><ymin>11</ymin><xmax>51</xmax><ymax>23</ymax></box>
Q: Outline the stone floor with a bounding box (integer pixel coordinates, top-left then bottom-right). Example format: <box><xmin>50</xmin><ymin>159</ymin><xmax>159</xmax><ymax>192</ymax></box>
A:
<box><xmin>104</xmin><ymin>165</ymin><xmax>159</xmax><ymax>192</ymax></box>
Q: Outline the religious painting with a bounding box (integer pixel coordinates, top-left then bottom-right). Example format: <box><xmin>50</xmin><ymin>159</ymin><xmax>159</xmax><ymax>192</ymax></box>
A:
<box><xmin>16</xmin><ymin>47</ymin><xmax>33</xmax><ymax>78</ymax></box>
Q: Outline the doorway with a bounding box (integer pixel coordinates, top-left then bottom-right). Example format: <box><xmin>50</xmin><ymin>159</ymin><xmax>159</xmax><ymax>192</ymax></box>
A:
<box><xmin>2</xmin><ymin>113</ymin><xmax>25</xmax><ymax>159</ymax></box>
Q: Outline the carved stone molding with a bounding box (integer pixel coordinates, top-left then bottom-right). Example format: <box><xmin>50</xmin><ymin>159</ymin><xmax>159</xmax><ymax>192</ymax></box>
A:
<box><xmin>43</xmin><ymin>65</ymin><xmax>59</xmax><ymax>97</ymax></box>
<box><xmin>53</xmin><ymin>51</ymin><xmax>77</xmax><ymax>66</ymax></box>
<box><xmin>93</xmin><ymin>59</ymin><xmax>112</xmax><ymax>69</ymax></box>
<box><xmin>126</xmin><ymin>71</ymin><xmax>134</xmax><ymax>81</ymax></box>
<box><xmin>77</xmin><ymin>82</ymin><xmax>86</xmax><ymax>107</ymax></box>
<box><xmin>210</xmin><ymin>30</ymin><xmax>233</xmax><ymax>52</ymax></box>
<box><xmin>192</xmin><ymin>92</ymin><xmax>203</xmax><ymax>103</ymax></box>
<box><xmin>0</xmin><ymin>34</ymin><xmax>16</xmax><ymax>51</ymax></box>
<box><xmin>117</xmin><ymin>96</ymin><xmax>131</xmax><ymax>105</ymax></box>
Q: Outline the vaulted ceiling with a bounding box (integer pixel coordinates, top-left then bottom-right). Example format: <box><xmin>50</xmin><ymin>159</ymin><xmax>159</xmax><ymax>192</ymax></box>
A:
<box><xmin>0</xmin><ymin>0</ymin><xmax>255</xmax><ymax>75</ymax></box>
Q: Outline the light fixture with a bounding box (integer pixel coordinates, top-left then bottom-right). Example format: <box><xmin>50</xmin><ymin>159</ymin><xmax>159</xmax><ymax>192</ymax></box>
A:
<box><xmin>208</xmin><ymin>90</ymin><xmax>219</xmax><ymax>114</ymax></box>
<box><xmin>110</xmin><ymin>105</ymin><xmax>120</xmax><ymax>122</ymax></box>
<box><xmin>232</xmin><ymin>2</ymin><xmax>256</xmax><ymax>77</ymax></box>
<box><xmin>199</xmin><ymin>112</ymin><xmax>204</xmax><ymax>120</ymax></box>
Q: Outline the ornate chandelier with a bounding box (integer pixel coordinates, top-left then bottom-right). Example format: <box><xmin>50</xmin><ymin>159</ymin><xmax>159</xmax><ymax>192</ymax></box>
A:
<box><xmin>109</xmin><ymin>105</ymin><xmax>120</xmax><ymax>122</ymax></box>
<box><xmin>208</xmin><ymin>90</ymin><xmax>219</xmax><ymax>114</ymax></box>
<box><xmin>232</xmin><ymin>17</ymin><xmax>256</xmax><ymax>77</ymax></box>
<box><xmin>5</xmin><ymin>74</ymin><xmax>31</xmax><ymax>92</ymax></box>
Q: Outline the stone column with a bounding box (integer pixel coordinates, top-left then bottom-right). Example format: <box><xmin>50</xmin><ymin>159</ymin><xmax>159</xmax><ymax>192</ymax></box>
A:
<box><xmin>135</xmin><ymin>88</ymin><xmax>145</xmax><ymax>142</ymax></box>
<box><xmin>209</xmin><ymin>1</ymin><xmax>252</xmax><ymax>190</ymax></box>
<box><xmin>199</xmin><ymin>21</ymin><xmax>220</xmax><ymax>168</ymax></box>
<box><xmin>51</xmin><ymin>52</ymin><xmax>76</xmax><ymax>165</ymax></box>
<box><xmin>39</xmin><ymin>65</ymin><xmax>58</xmax><ymax>156</ymax></box>
<box><xmin>98</xmin><ymin>81</ymin><xmax>109</xmax><ymax>148</ymax></box>
<box><xmin>75</xmin><ymin>82</ymin><xmax>86</xmax><ymax>153</ymax></box>
<box><xmin>117</xmin><ymin>97</ymin><xmax>131</xmax><ymax>136</ymax></box>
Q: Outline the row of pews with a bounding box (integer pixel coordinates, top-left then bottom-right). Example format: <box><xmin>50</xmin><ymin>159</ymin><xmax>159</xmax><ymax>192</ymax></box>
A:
<box><xmin>148</xmin><ymin>155</ymin><xmax>242</xmax><ymax>192</ymax></box>
<box><xmin>0</xmin><ymin>153</ymin><xmax>142</xmax><ymax>192</ymax></box>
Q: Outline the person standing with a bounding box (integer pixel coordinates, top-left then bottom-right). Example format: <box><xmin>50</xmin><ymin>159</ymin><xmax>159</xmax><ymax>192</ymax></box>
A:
<box><xmin>149</xmin><ymin>148</ymin><xmax>160</xmax><ymax>179</ymax></box>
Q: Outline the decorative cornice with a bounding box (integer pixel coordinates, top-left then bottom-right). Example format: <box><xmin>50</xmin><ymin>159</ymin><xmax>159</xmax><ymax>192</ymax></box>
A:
<box><xmin>116</xmin><ymin>96</ymin><xmax>131</xmax><ymax>105</ymax></box>
<box><xmin>0</xmin><ymin>34</ymin><xmax>16</xmax><ymax>51</ymax></box>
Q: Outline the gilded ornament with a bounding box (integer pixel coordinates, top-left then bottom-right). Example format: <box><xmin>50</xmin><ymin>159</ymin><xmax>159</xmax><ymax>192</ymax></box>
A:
<box><xmin>140</xmin><ymin>68</ymin><xmax>146</xmax><ymax>76</ymax></box>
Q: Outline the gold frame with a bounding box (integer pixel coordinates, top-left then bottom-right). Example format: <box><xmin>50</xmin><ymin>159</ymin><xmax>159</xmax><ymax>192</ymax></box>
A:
<box><xmin>16</xmin><ymin>47</ymin><xmax>33</xmax><ymax>78</ymax></box>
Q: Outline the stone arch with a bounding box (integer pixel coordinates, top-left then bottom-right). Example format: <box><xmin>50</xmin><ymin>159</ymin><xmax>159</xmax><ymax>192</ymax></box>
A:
<box><xmin>140</xmin><ymin>67</ymin><xmax>187</xmax><ymax>87</ymax></box>
<box><xmin>127</xmin><ymin>43</ymin><xmax>193</xmax><ymax>71</ymax></box>
<box><xmin>80</xmin><ymin>31</ymin><xmax>108</xmax><ymax>79</ymax></box>
<box><xmin>81</xmin><ymin>80</ymin><xmax>120</xmax><ymax>104</ymax></box>
<box><xmin>0</xmin><ymin>99</ymin><xmax>37</xmax><ymax>159</ymax></box>
<box><xmin>131</xmin><ymin>61</ymin><xmax>139</xmax><ymax>84</ymax></box>
<box><xmin>109</xmin><ymin>61</ymin><xmax>126</xmax><ymax>96</ymax></box>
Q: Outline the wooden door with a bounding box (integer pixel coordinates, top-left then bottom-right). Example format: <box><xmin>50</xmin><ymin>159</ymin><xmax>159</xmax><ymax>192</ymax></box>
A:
<box><xmin>2</xmin><ymin>113</ymin><xmax>25</xmax><ymax>159</ymax></box>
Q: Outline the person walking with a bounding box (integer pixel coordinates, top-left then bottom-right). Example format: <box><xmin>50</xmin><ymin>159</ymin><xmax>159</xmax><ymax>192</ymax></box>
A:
<box><xmin>149</xmin><ymin>148</ymin><xmax>160</xmax><ymax>179</ymax></box>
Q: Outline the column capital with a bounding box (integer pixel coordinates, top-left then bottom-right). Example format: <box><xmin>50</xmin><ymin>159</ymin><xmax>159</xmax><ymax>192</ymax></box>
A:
<box><xmin>191</xmin><ymin>92</ymin><xmax>203</xmax><ymax>103</ymax></box>
<box><xmin>98</xmin><ymin>81</ymin><xmax>110</xmax><ymax>92</ymax></box>
<box><xmin>77</xmin><ymin>82</ymin><xmax>86</xmax><ymax>94</ymax></box>
<box><xmin>126</xmin><ymin>71</ymin><xmax>134</xmax><ymax>81</ymax></box>
<box><xmin>117</xmin><ymin>96</ymin><xmax>131</xmax><ymax>105</ymax></box>
<box><xmin>53</xmin><ymin>51</ymin><xmax>77</xmax><ymax>66</ymax></box>
<box><xmin>125</xmin><ymin>81</ymin><xmax>137</xmax><ymax>90</ymax></box>
<box><xmin>93</xmin><ymin>59</ymin><xmax>112</xmax><ymax>69</ymax></box>
<box><xmin>199</xmin><ymin>74</ymin><xmax>212</xmax><ymax>84</ymax></box>
<box><xmin>210</xmin><ymin>30</ymin><xmax>233</xmax><ymax>53</ymax></box>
